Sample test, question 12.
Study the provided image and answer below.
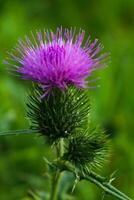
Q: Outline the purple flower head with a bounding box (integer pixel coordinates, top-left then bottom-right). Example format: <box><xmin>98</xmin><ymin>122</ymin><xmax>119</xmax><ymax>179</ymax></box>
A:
<box><xmin>5</xmin><ymin>28</ymin><xmax>108</xmax><ymax>95</ymax></box>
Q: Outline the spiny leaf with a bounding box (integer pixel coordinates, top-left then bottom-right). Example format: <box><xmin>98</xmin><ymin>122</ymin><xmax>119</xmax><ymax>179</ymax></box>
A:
<box><xmin>0</xmin><ymin>129</ymin><xmax>37</xmax><ymax>136</ymax></box>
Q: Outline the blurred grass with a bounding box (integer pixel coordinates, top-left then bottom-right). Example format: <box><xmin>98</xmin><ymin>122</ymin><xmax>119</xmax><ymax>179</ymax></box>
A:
<box><xmin>0</xmin><ymin>0</ymin><xmax>134</xmax><ymax>199</ymax></box>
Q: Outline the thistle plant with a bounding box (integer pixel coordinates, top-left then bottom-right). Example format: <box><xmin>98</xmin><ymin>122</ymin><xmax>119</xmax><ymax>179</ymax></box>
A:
<box><xmin>1</xmin><ymin>28</ymin><xmax>132</xmax><ymax>200</ymax></box>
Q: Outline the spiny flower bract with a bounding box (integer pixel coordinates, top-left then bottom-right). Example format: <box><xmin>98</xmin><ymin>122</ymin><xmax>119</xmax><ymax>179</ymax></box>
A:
<box><xmin>27</xmin><ymin>86</ymin><xmax>90</xmax><ymax>142</ymax></box>
<box><xmin>5</xmin><ymin>28</ymin><xmax>108</xmax><ymax>95</ymax></box>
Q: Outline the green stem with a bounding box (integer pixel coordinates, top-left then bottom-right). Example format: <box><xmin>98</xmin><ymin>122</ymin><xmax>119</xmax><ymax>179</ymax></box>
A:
<box><xmin>86</xmin><ymin>172</ymin><xmax>131</xmax><ymax>200</ymax></box>
<box><xmin>45</xmin><ymin>159</ymin><xmax>132</xmax><ymax>200</ymax></box>
<box><xmin>50</xmin><ymin>171</ymin><xmax>61</xmax><ymax>200</ymax></box>
<box><xmin>57</xmin><ymin>162</ymin><xmax>132</xmax><ymax>200</ymax></box>
<box><xmin>49</xmin><ymin>140</ymin><xmax>64</xmax><ymax>200</ymax></box>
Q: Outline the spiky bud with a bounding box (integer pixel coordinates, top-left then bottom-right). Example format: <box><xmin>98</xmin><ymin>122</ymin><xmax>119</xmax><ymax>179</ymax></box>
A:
<box><xmin>63</xmin><ymin>130</ymin><xmax>109</xmax><ymax>170</ymax></box>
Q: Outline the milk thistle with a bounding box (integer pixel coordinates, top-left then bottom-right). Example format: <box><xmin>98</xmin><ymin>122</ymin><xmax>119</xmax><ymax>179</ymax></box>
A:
<box><xmin>2</xmin><ymin>28</ymin><xmax>132</xmax><ymax>200</ymax></box>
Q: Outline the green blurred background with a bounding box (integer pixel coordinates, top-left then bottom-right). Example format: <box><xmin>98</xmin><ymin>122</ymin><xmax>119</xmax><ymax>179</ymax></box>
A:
<box><xmin>0</xmin><ymin>0</ymin><xmax>134</xmax><ymax>199</ymax></box>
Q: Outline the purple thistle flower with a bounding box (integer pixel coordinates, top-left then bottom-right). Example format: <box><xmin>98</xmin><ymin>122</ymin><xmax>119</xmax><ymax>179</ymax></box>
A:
<box><xmin>5</xmin><ymin>28</ymin><xmax>108</xmax><ymax>95</ymax></box>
